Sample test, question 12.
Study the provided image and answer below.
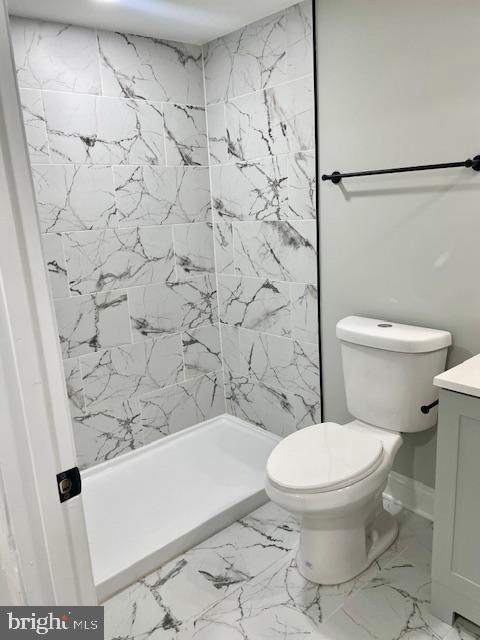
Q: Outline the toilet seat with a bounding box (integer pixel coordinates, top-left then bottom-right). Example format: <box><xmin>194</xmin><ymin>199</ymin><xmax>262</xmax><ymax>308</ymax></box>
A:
<box><xmin>266</xmin><ymin>422</ymin><xmax>384</xmax><ymax>493</ymax></box>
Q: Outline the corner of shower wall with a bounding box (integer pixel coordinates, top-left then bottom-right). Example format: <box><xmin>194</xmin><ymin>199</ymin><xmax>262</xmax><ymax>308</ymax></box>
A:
<box><xmin>202</xmin><ymin>0</ymin><xmax>322</xmax><ymax>439</ymax></box>
<box><xmin>10</xmin><ymin>14</ymin><xmax>226</xmax><ymax>471</ymax></box>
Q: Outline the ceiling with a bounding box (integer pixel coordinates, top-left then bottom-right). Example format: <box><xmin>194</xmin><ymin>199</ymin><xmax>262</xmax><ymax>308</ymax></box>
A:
<box><xmin>7</xmin><ymin>0</ymin><xmax>300</xmax><ymax>45</ymax></box>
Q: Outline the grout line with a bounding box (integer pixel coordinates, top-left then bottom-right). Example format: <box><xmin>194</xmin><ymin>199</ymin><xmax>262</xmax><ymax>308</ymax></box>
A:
<box><xmin>23</xmin><ymin>85</ymin><xmax>206</xmax><ymax>109</ymax></box>
<box><xmin>201</xmin><ymin>42</ymin><xmax>227</xmax><ymax>412</ymax></box>
<box><xmin>180</xmin><ymin>549</ymin><xmax>297</xmax><ymax>629</ymax></box>
<box><xmin>160</xmin><ymin>93</ymin><xmax>169</xmax><ymax>168</ymax></box>
<box><xmin>95</xmin><ymin>28</ymin><xmax>105</xmax><ymax>98</ymax></box>
<box><xmin>42</xmin><ymin>217</ymin><xmax>317</xmax><ymax>238</ymax></box>
<box><xmin>138</xmin><ymin>365</ymin><xmax>224</xmax><ymax>402</ymax></box>
<box><xmin>18</xmin><ymin>74</ymin><xmax>313</xmax><ymax>109</ymax></box>
<box><xmin>29</xmin><ymin>148</ymin><xmax>316</xmax><ymax>170</ymax></box>
<box><xmin>205</xmin><ymin>71</ymin><xmax>315</xmax><ymax>107</ymax></box>
<box><xmin>234</xmin><ymin>323</ymin><xmax>319</xmax><ymax>347</ymax></box>
<box><xmin>52</xmin><ymin>272</ymin><xmax>217</xmax><ymax>302</ymax></box>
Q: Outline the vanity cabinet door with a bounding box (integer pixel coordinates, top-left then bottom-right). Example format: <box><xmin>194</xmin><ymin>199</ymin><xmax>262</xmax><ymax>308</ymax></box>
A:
<box><xmin>431</xmin><ymin>388</ymin><xmax>480</xmax><ymax>625</ymax></box>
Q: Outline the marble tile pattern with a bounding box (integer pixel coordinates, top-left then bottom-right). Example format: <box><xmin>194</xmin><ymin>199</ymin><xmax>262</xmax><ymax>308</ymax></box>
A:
<box><xmin>12</xmin><ymin>15</ymin><xmax>218</xmax><ymax>470</ymax></box>
<box><xmin>64</xmin><ymin>227</ymin><xmax>177</xmax><ymax>295</ymax></box>
<box><xmin>163</xmin><ymin>104</ymin><xmax>208</xmax><ymax>166</ymax></box>
<box><xmin>140</xmin><ymin>372</ymin><xmax>225</xmax><ymax>444</ymax></box>
<box><xmin>182</xmin><ymin>324</ymin><xmax>222</xmax><ymax>379</ymax></box>
<box><xmin>173</xmin><ymin>222</ymin><xmax>215</xmax><ymax>278</ymax></box>
<box><xmin>204</xmin><ymin>0</ymin><xmax>320</xmax><ymax>439</ymax></box>
<box><xmin>102</xmin><ymin>499</ymin><xmax>458</xmax><ymax>640</ymax></box>
<box><xmin>11</xmin><ymin>17</ymin><xmax>101</xmax><ymax>93</ymax></box>
<box><xmin>32</xmin><ymin>165</ymin><xmax>117</xmax><ymax>233</ymax></box>
<box><xmin>113</xmin><ymin>166</ymin><xmax>211</xmax><ymax>227</ymax></box>
<box><xmin>19</xmin><ymin>89</ymin><xmax>49</xmax><ymax>162</ymax></box>
<box><xmin>13</xmin><ymin>0</ymin><xmax>319</xmax><ymax>467</ymax></box>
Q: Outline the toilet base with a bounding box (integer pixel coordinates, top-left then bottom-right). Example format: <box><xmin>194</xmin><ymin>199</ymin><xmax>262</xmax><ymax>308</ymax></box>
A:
<box><xmin>296</xmin><ymin>503</ymin><xmax>398</xmax><ymax>585</ymax></box>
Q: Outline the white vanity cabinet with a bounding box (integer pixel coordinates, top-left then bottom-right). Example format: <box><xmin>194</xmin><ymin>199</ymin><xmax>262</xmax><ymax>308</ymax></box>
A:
<box><xmin>431</xmin><ymin>356</ymin><xmax>480</xmax><ymax>626</ymax></box>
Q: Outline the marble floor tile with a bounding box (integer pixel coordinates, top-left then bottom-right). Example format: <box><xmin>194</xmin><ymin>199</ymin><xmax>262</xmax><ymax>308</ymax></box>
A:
<box><xmin>189</xmin><ymin>546</ymin><xmax>398</xmax><ymax>640</ymax></box>
<box><xmin>383</xmin><ymin>499</ymin><xmax>433</xmax><ymax>569</ymax></box>
<box><xmin>318</xmin><ymin>556</ymin><xmax>451</xmax><ymax>640</ymax></box>
<box><xmin>104</xmin><ymin>499</ymin><xmax>450</xmax><ymax>640</ymax></box>
<box><xmin>103</xmin><ymin>503</ymin><xmax>296</xmax><ymax>640</ymax></box>
<box><xmin>444</xmin><ymin>620</ymin><xmax>480</xmax><ymax>640</ymax></box>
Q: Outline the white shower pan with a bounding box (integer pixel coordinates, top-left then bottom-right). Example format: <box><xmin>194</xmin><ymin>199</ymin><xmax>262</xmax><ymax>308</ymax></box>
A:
<box><xmin>81</xmin><ymin>414</ymin><xmax>280</xmax><ymax>602</ymax></box>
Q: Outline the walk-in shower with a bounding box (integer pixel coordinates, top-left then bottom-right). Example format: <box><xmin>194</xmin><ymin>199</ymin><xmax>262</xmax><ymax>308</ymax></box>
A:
<box><xmin>9</xmin><ymin>0</ymin><xmax>320</xmax><ymax>599</ymax></box>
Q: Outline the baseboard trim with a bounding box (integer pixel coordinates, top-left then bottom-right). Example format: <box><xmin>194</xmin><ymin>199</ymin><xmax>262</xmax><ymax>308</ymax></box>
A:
<box><xmin>383</xmin><ymin>471</ymin><xmax>434</xmax><ymax>522</ymax></box>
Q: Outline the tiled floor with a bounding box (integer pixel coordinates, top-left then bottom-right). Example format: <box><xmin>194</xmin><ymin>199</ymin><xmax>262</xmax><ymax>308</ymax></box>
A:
<box><xmin>104</xmin><ymin>500</ymin><xmax>480</xmax><ymax>640</ymax></box>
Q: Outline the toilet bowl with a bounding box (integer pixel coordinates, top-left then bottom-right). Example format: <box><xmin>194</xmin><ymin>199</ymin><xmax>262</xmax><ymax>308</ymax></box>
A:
<box><xmin>265</xmin><ymin>315</ymin><xmax>452</xmax><ymax>585</ymax></box>
<box><xmin>266</xmin><ymin>420</ymin><xmax>402</xmax><ymax>584</ymax></box>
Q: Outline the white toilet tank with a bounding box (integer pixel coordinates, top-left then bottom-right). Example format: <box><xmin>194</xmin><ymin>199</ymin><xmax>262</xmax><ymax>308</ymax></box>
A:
<box><xmin>336</xmin><ymin>316</ymin><xmax>452</xmax><ymax>433</ymax></box>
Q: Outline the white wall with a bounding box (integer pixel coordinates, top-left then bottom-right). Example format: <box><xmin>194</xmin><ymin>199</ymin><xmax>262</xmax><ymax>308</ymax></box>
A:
<box><xmin>316</xmin><ymin>0</ymin><xmax>480</xmax><ymax>487</ymax></box>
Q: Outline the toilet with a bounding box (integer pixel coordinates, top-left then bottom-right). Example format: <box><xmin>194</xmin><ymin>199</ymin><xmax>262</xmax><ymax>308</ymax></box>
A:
<box><xmin>265</xmin><ymin>315</ymin><xmax>452</xmax><ymax>585</ymax></box>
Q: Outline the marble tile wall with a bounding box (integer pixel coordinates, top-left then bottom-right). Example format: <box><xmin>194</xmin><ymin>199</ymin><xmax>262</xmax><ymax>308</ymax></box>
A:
<box><xmin>203</xmin><ymin>0</ymin><xmax>320</xmax><ymax>437</ymax></box>
<box><xmin>11</xmin><ymin>16</ymin><xmax>223</xmax><ymax>469</ymax></box>
<box><xmin>11</xmin><ymin>0</ymin><xmax>319</xmax><ymax>467</ymax></box>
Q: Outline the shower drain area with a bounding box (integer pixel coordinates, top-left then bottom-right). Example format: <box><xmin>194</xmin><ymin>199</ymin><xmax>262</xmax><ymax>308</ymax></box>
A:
<box><xmin>81</xmin><ymin>415</ymin><xmax>280</xmax><ymax>602</ymax></box>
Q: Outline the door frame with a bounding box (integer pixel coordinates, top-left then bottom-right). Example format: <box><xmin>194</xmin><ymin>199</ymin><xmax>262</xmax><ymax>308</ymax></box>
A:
<box><xmin>0</xmin><ymin>0</ymin><xmax>96</xmax><ymax>605</ymax></box>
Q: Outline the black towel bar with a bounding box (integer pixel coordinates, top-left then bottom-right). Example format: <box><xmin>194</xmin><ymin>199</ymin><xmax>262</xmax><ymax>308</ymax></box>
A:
<box><xmin>322</xmin><ymin>155</ymin><xmax>480</xmax><ymax>184</ymax></box>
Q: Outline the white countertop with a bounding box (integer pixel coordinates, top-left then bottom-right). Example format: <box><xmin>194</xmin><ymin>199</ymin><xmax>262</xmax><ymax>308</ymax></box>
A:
<box><xmin>434</xmin><ymin>354</ymin><xmax>480</xmax><ymax>398</ymax></box>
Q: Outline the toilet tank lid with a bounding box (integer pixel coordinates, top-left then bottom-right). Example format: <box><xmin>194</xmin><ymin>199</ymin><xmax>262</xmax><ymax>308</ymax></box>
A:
<box><xmin>336</xmin><ymin>316</ymin><xmax>452</xmax><ymax>353</ymax></box>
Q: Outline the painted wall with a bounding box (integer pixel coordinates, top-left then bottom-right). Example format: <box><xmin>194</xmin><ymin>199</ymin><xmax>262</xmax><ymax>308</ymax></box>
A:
<box><xmin>316</xmin><ymin>0</ymin><xmax>480</xmax><ymax>487</ymax></box>
<box><xmin>11</xmin><ymin>17</ymin><xmax>224</xmax><ymax>469</ymax></box>
<box><xmin>204</xmin><ymin>0</ymin><xmax>321</xmax><ymax>437</ymax></box>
